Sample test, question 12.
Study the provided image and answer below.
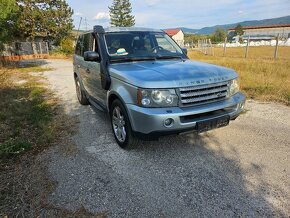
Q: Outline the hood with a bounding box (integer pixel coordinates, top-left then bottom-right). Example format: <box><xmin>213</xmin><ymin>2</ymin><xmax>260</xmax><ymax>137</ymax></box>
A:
<box><xmin>109</xmin><ymin>59</ymin><xmax>237</xmax><ymax>88</ymax></box>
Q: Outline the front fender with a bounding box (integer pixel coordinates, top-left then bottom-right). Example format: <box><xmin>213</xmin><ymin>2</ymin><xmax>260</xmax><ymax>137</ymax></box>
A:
<box><xmin>107</xmin><ymin>77</ymin><xmax>137</xmax><ymax>108</ymax></box>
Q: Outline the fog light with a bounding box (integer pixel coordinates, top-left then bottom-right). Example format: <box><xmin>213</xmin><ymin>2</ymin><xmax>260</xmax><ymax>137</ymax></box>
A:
<box><xmin>164</xmin><ymin>118</ymin><xmax>174</xmax><ymax>128</ymax></box>
<box><xmin>239</xmin><ymin>102</ymin><xmax>245</xmax><ymax>110</ymax></box>
<box><xmin>241</xmin><ymin>103</ymin><xmax>245</xmax><ymax>109</ymax></box>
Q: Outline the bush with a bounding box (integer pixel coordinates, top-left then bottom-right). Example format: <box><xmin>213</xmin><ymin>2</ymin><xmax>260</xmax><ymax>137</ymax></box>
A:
<box><xmin>60</xmin><ymin>37</ymin><xmax>74</xmax><ymax>55</ymax></box>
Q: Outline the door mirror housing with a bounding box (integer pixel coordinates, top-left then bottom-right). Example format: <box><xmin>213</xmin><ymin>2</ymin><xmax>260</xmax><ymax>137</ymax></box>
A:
<box><xmin>84</xmin><ymin>51</ymin><xmax>100</xmax><ymax>62</ymax></box>
<box><xmin>182</xmin><ymin>48</ymin><xmax>188</xmax><ymax>55</ymax></box>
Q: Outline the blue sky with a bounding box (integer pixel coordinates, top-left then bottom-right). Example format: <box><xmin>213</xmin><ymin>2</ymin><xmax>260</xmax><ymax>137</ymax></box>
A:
<box><xmin>66</xmin><ymin>0</ymin><xmax>290</xmax><ymax>30</ymax></box>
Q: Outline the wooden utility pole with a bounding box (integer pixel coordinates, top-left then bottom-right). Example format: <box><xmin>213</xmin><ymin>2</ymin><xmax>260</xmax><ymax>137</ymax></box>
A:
<box><xmin>76</xmin><ymin>17</ymin><xmax>83</xmax><ymax>39</ymax></box>
<box><xmin>274</xmin><ymin>33</ymin><xmax>280</xmax><ymax>59</ymax></box>
<box><xmin>223</xmin><ymin>37</ymin><xmax>227</xmax><ymax>56</ymax></box>
<box><xmin>245</xmin><ymin>36</ymin><xmax>250</xmax><ymax>58</ymax></box>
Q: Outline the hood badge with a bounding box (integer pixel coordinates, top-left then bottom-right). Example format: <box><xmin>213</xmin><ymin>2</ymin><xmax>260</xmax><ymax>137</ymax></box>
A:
<box><xmin>179</xmin><ymin>76</ymin><xmax>229</xmax><ymax>87</ymax></box>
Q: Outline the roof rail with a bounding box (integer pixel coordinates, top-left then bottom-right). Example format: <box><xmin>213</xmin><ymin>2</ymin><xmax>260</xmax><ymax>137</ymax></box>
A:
<box><xmin>94</xmin><ymin>25</ymin><xmax>105</xmax><ymax>34</ymax></box>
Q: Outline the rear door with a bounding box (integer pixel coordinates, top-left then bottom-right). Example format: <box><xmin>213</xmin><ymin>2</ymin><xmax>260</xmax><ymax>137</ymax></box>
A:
<box><xmin>74</xmin><ymin>35</ymin><xmax>85</xmax><ymax>84</ymax></box>
<box><xmin>78</xmin><ymin>33</ymin><xmax>93</xmax><ymax>94</ymax></box>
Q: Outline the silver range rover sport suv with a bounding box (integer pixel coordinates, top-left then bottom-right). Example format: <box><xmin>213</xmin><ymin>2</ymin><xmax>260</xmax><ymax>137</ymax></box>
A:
<box><xmin>73</xmin><ymin>25</ymin><xmax>246</xmax><ymax>149</ymax></box>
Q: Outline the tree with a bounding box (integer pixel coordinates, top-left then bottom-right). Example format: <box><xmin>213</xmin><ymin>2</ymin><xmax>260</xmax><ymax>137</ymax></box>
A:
<box><xmin>15</xmin><ymin>0</ymin><xmax>74</xmax><ymax>43</ymax></box>
<box><xmin>109</xmin><ymin>0</ymin><xmax>135</xmax><ymax>27</ymax></box>
<box><xmin>234</xmin><ymin>24</ymin><xmax>244</xmax><ymax>36</ymax></box>
<box><xmin>0</xmin><ymin>0</ymin><xmax>18</xmax><ymax>50</ymax></box>
<box><xmin>211</xmin><ymin>28</ymin><xmax>227</xmax><ymax>43</ymax></box>
<box><xmin>0</xmin><ymin>0</ymin><xmax>17</xmax><ymax>20</ymax></box>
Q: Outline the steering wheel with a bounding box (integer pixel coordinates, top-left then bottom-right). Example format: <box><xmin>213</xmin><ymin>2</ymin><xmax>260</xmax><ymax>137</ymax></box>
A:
<box><xmin>152</xmin><ymin>46</ymin><xmax>164</xmax><ymax>53</ymax></box>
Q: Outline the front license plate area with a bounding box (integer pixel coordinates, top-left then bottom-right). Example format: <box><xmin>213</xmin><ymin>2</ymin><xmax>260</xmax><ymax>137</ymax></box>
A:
<box><xmin>197</xmin><ymin>116</ymin><xmax>230</xmax><ymax>133</ymax></box>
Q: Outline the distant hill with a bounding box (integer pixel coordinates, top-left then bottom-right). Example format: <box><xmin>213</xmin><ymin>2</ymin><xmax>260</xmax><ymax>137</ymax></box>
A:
<box><xmin>180</xmin><ymin>15</ymin><xmax>290</xmax><ymax>35</ymax></box>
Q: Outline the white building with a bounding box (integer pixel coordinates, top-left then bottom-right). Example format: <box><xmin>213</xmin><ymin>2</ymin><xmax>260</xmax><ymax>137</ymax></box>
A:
<box><xmin>164</xmin><ymin>29</ymin><xmax>185</xmax><ymax>47</ymax></box>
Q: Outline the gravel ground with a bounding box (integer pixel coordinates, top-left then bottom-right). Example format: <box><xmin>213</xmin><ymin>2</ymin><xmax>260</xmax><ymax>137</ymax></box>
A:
<box><xmin>41</xmin><ymin>59</ymin><xmax>290</xmax><ymax>217</ymax></box>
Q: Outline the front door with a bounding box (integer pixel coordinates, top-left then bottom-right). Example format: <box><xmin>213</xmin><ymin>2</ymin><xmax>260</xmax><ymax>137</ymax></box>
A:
<box><xmin>82</xmin><ymin>33</ymin><xmax>107</xmax><ymax>107</ymax></box>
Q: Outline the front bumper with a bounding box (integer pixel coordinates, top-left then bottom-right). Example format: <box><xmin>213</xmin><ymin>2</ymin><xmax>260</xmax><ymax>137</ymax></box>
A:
<box><xmin>126</xmin><ymin>92</ymin><xmax>246</xmax><ymax>139</ymax></box>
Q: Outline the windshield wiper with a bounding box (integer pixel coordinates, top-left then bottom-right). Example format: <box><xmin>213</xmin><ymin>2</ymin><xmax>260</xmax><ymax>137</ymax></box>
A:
<box><xmin>155</xmin><ymin>54</ymin><xmax>183</xmax><ymax>60</ymax></box>
<box><xmin>110</xmin><ymin>57</ymin><xmax>156</xmax><ymax>63</ymax></box>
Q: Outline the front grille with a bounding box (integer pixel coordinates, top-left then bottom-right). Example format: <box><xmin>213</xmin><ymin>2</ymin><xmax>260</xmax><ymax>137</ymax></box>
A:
<box><xmin>179</xmin><ymin>81</ymin><xmax>229</xmax><ymax>106</ymax></box>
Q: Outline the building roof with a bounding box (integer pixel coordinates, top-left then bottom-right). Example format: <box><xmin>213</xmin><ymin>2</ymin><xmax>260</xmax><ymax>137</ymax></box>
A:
<box><xmin>163</xmin><ymin>29</ymin><xmax>182</xmax><ymax>36</ymax></box>
<box><xmin>228</xmin><ymin>24</ymin><xmax>290</xmax><ymax>31</ymax></box>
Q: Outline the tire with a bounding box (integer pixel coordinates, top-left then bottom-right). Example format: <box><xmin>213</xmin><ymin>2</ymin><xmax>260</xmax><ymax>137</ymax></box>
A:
<box><xmin>74</xmin><ymin>75</ymin><xmax>89</xmax><ymax>105</ymax></box>
<box><xmin>110</xmin><ymin>99</ymin><xmax>141</xmax><ymax>149</ymax></box>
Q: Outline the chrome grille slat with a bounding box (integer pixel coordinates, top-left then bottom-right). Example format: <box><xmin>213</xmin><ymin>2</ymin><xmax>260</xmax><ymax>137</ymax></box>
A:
<box><xmin>181</xmin><ymin>93</ymin><xmax>227</xmax><ymax>104</ymax></box>
<box><xmin>179</xmin><ymin>81</ymin><xmax>228</xmax><ymax>92</ymax></box>
<box><xmin>180</xmin><ymin>86</ymin><xmax>228</xmax><ymax>98</ymax></box>
<box><xmin>179</xmin><ymin>81</ymin><xmax>229</xmax><ymax>106</ymax></box>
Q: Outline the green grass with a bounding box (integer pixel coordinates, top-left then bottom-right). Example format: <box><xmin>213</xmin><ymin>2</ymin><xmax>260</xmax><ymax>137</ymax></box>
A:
<box><xmin>1</xmin><ymin>139</ymin><xmax>32</xmax><ymax>155</ymax></box>
<box><xmin>17</xmin><ymin>66</ymin><xmax>54</xmax><ymax>73</ymax></box>
<box><xmin>188</xmin><ymin>47</ymin><xmax>290</xmax><ymax>105</ymax></box>
<box><xmin>0</xmin><ymin>66</ymin><xmax>57</xmax><ymax>156</ymax></box>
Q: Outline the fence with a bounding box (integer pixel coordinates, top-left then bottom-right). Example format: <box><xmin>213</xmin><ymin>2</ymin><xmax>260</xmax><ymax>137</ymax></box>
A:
<box><xmin>194</xmin><ymin>35</ymin><xmax>290</xmax><ymax>59</ymax></box>
<box><xmin>197</xmin><ymin>39</ymin><xmax>214</xmax><ymax>55</ymax></box>
<box><xmin>1</xmin><ymin>42</ymin><xmax>49</xmax><ymax>61</ymax></box>
<box><xmin>175</xmin><ymin>40</ymin><xmax>185</xmax><ymax>48</ymax></box>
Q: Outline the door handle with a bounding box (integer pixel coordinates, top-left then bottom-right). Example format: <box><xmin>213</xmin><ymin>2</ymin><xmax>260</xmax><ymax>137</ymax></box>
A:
<box><xmin>86</xmin><ymin>69</ymin><xmax>91</xmax><ymax>74</ymax></box>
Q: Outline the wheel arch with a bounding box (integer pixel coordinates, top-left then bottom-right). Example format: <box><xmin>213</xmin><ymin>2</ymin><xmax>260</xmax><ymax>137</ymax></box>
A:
<box><xmin>108</xmin><ymin>92</ymin><xmax>126</xmax><ymax>112</ymax></box>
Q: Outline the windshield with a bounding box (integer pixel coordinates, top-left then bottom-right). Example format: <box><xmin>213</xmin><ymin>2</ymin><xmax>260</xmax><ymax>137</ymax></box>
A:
<box><xmin>104</xmin><ymin>31</ymin><xmax>183</xmax><ymax>61</ymax></box>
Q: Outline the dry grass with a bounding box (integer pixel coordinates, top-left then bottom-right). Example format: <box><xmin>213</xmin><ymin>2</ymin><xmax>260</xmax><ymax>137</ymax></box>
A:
<box><xmin>188</xmin><ymin>47</ymin><xmax>290</xmax><ymax>105</ymax></box>
<box><xmin>212</xmin><ymin>46</ymin><xmax>290</xmax><ymax>60</ymax></box>
<box><xmin>48</xmin><ymin>51</ymin><xmax>73</xmax><ymax>59</ymax></box>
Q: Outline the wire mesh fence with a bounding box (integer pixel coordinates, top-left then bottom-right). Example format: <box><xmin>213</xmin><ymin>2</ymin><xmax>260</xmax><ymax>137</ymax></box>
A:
<box><xmin>189</xmin><ymin>36</ymin><xmax>290</xmax><ymax>59</ymax></box>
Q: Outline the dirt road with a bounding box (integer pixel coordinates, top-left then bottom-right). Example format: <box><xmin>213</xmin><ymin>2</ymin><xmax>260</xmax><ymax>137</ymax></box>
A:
<box><xmin>41</xmin><ymin>59</ymin><xmax>290</xmax><ymax>217</ymax></box>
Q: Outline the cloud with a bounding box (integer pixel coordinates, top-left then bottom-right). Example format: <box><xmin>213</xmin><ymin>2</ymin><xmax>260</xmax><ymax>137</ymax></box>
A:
<box><xmin>69</xmin><ymin>0</ymin><xmax>290</xmax><ymax>30</ymax></box>
<box><xmin>145</xmin><ymin>0</ymin><xmax>160</xmax><ymax>7</ymax></box>
<box><xmin>94</xmin><ymin>12</ymin><xmax>110</xmax><ymax>20</ymax></box>
<box><xmin>74</xmin><ymin>12</ymin><xmax>82</xmax><ymax>16</ymax></box>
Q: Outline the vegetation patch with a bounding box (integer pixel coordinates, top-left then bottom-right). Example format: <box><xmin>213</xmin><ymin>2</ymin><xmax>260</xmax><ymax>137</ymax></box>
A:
<box><xmin>0</xmin><ymin>65</ymin><xmax>77</xmax><ymax>217</ymax></box>
<box><xmin>0</xmin><ymin>67</ymin><xmax>55</xmax><ymax>156</ymax></box>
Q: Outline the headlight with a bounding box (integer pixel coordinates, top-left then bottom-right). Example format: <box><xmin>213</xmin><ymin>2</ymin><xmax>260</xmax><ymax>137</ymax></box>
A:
<box><xmin>228</xmin><ymin>79</ymin><xmax>239</xmax><ymax>96</ymax></box>
<box><xmin>137</xmin><ymin>89</ymin><xmax>178</xmax><ymax>107</ymax></box>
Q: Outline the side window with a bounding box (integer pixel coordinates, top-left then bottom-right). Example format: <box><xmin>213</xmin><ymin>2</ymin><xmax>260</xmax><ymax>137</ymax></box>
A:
<box><xmin>75</xmin><ymin>35</ymin><xmax>83</xmax><ymax>56</ymax></box>
<box><xmin>82</xmin><ymin>33</ymin><xmax>94</xmax><ymax>56</ymax></box>
<box><xmin>144</xmin><ymin>35</ymin><xmax>153</xmax><ymax>51</ymax></box>
<box><xmin>156</xmin><ymin>34</ymin><xmax>175</xmax><ymax>52</ymax></box>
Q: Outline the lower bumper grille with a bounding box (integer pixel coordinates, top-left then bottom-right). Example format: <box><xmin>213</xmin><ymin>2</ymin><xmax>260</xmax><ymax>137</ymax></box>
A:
<box><xmin>179</xmin><ymin>81</ymin><xmax>229</xmax><ymax>106</ymax></box>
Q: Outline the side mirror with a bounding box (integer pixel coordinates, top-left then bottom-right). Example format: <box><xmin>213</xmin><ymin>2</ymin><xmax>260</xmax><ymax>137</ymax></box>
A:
<box><xmin>84</xmin><ymin>51</ymin><xmax>100</xmax><ymax>62</ymax></box>
<box><xmin>182</xmin><ymin>48</ymin><xmax>188</xmax><ymax>55</ymax></box>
